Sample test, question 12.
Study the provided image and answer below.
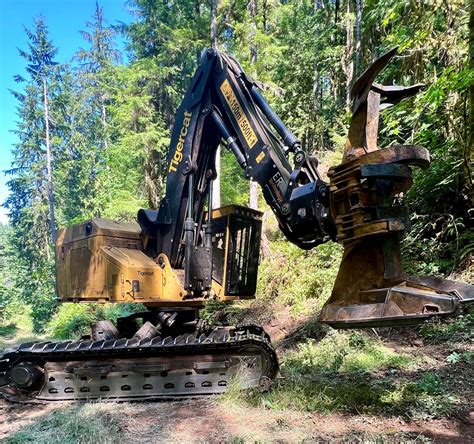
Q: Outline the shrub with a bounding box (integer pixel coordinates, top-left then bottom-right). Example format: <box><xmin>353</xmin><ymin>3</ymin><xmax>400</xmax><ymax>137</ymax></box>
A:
<box><xmin>419</xmin><ymin>307</ymin><xmax>473</xmax><ymax>343</ymax></box>
<box><xmin>46</xmin><ymin>303</ymin><xmax>145</xmax><ymax>339</ymax></box>
<box><xmin>256</xmin><ymin>240</ymin><xmax>342</xmax><ymax>315</ymax></box>
<box><xmin>284</xmin><ymin>331</ymin><xmax>411</xmax><ymax>375</ymax></box>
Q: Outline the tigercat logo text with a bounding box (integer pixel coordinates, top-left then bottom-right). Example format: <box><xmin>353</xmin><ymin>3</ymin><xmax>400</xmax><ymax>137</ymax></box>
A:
<box><xmin>169</xmin><ymin>111</ymin><xmax>192</xmax><ymax>172</ymax></box>
<box><xmin>138</xmin><ymin>271</ymin><xmax>154</xmax><ymax>276</ymax></box>
<box><xmin>220</xmin><ymin>79</ymin><xmax>258</xmax><ymax>149</ymax></box>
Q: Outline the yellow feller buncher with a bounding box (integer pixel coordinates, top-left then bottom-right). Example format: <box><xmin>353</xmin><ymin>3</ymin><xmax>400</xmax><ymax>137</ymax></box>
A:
<box><xmin>0</xmin><ymin>48</ymin><xmax>472</xmax><ymax>401</ymax></box>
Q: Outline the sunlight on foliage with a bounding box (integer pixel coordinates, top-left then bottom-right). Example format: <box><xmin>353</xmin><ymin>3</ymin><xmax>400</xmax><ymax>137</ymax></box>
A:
<box><xmin>284</xmin><ymin>331</ymin><xmax>412</xmax><ymax>375</ymax></box>
<box><xmin>220</xmin><ymin>331</ymin><xmax>466</xmax><ymax>418</ymax></box>
<box><xmin>257</xmin><ymin>240</ymin><xmax>343</xmax><ymax>315</ymax></box>
<box><xmin>419</xmin><ymin>307</ymin><xmax>474</xmax><ymax>343</ymax></box>
<box><xmin>233</xmin><ymin>340</ymin><xmax>465</xmax><ymax>419</ymax></box>
<box><xmin>46</xmin><ymin>303</ymin><xmax>145</xmax><ymax>339</ymax></box>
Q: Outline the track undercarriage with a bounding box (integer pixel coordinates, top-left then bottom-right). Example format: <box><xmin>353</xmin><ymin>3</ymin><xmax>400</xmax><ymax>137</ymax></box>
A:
<box><xmin>0</xmin><ymin>309</ymin><xmax>278</xmax><ymax>402</ymax></box>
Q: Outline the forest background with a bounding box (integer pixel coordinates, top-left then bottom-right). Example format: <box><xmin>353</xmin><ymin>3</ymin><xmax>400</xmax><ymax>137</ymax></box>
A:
<box><xmin>0</xmin><ymin>1</ymin><xmax>473</xmax><ymax>437</ymax></box>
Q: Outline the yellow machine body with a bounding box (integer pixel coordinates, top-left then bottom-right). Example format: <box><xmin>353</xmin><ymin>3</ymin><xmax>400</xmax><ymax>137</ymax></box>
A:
<box><xmin>55</xmin><ymin>205</ymin><xmax>262</xmax><ymax>307</ymax></box>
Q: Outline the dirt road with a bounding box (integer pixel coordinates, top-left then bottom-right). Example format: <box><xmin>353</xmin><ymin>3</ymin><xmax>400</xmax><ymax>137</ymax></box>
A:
<box><xmin>0</xmin><ymin>397</ymin><xmax>472</xmax><ymax>443</ymax></box>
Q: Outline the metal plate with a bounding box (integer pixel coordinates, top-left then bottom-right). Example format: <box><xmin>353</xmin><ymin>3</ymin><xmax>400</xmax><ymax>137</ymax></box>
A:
<box><xmin>37</xmin><ymin>354</ymin><xmax>263</xmax><ymax>401</ymax></box>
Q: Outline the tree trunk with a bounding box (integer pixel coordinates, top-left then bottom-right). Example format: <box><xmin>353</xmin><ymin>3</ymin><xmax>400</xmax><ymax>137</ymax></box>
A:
<box><xmin>248</xmin><ymin>0</ymin><xmax>259</xmax><ymax>210</ymax></box>
<box><xmin>210</xmin><ymin>0</ymin><xmax>218</xmax><ymax>49</ymax></box>
<box><xmin>248</xmin><ymin>0</ymin><xmax>258</xmax><ymax>67</ymax></box>
<box><xmin>212</xmin><ymin>148</ymin><xmax>221</xmax><ymax>209</ymax></box>
<box><xmin>470</xmin><ymin>0</ymin><xmax>474</xmax><ymax>153</ymax></box>
<box><xmin>211</xmin><ymin>0</ymin><xmax>221</xmax><ymax>209</ymax></box>
<box><xmin>101</xmin><ymin>100</ymin><xmax>109</xmax><ymax>151</ymax></box>
<box><xmin>468</xmin><ymin>0</ymin><xmax>474</xmax><ymax>202</ymax></box>
<box><xmin>262</xmin><ymin>0</ymin><xmax>268</xmax><ymax>31</ymax></box>
<box><xmin>354</xmin><ymin>0</ymin><xmax>362</xmax><ymax>76</ymax></box>
<box><xmin>249</xmin><ymin>182</ymin><xmax>259</xmax><ymax>209</ymax></box>
<box><xmin>43</xmin><ymin>79</ymin><xmax>56</xmax><ymax>246</ymax></box>
<box><xmin>312</xmin><ymin>0</ymin><xmax>321</xmax><ymax>128</ymax></box>
<box><xmin>334</xmin><ymin>0</ymin><xmax>340</xmax><ymax>23</ymax></box>
<box><xmin>344</xmin><ymin>0</ymin><xmax>354</xmax><ymax>112</ymax></box>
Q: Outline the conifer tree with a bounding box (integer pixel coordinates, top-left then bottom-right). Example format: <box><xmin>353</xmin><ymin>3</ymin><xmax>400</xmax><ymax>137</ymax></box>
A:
<box><xmin>11</xmin><ymin>16</ymin><xmax>59</xmax><ymax>244</ymax></box>
<box><xmin>58</xmin><ymin>1</ymin><xmax>122</xmax><ymax>220</ymax></box>
<box><xmin>76</xmin><ymin>0</ymin><xmax>121</xmax><ymax>152</ymax></box>
<box><xmin>5</xmin><ymin>16</ymin><xmax>62</xmax><ymax>330</ymax></box>
<box><xmin>7</xmin><ymin>16</ymin><xmax>61</xmax><ymax>254</ymax></box>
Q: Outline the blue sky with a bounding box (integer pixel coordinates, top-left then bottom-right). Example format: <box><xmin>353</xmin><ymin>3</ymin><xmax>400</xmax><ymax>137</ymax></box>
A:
<box><xmin>0</xmin><ymin>0</ymin><xmax>132</xmax><ymax>224</ymax></box>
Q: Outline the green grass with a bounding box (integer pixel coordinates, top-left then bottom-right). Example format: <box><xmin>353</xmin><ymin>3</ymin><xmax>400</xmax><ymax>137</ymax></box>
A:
<box><xmin>380</xmin><ymin>372</ymin><xmax>463</xmax><ymax>420</ymax></box>
<box><xmin>46</xmin><ymin>302</ymin><xmax>147</xmax><ymax>339</ymax></box>
<box><xmin>0</xmin><ymin>335</ymin><xmax>47</xmax><ymax>352</ymax></box>
<box><xmin>0</xmin><ymin>323</ymin><xmax>17</xmax><ymax>336</ymax></box>
<box><xmin>250</xmin><ymin>368</ymin><xmax>463</xmax><ymax>420</ymax></box>
<box><xmin>6</xmin><ymin>404</ymin><xmax>123</xmax><ymax>444</ymax></box>
<box><xmin>222</xmin><ymin>331</ymin><xmax>466</xmax><ymax>420</ymax></box>
<box><xmin>419</xmin><ymin>306</ymin><xmax>473</xmax><ymax>343</ymax></box>
<box><xmin>0</xmin><ymin>302</ymin><xmax>42</xmax><ymax>351</ymax></box>
<box><xmin>283</xmin><ymin>331</ymin><xmax>412</xmax><ymax>375</ymax></box>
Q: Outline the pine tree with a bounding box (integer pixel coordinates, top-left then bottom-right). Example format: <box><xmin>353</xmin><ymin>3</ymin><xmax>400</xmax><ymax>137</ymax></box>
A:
<box><xmin>5</xmin><ymin>17</ymin><xmax>62</xmax><ymax>330</ymax></box>
<box><xmin>56</xmin><ymin>1</ymin><xmax>123</xmax><ymax>221</ymax></box>
<box><xmin>12</xmin><ymin>16</ymin><xmax>59</xmax><ymax>244</ymax></box>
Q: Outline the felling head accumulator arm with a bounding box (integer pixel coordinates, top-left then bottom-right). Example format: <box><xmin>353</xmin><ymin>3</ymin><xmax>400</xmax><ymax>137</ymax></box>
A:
<box><xmin>139</xmin><ymin>47</ymin><xmax>473</xmax><ymax>325</ymax></box>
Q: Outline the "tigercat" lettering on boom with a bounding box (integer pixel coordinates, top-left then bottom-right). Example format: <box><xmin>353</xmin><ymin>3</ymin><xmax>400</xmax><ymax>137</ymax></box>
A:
<box><xmin>169</xmin><ymin>111</ymin><xmax>192</xmax><ymax>172</ymax></box>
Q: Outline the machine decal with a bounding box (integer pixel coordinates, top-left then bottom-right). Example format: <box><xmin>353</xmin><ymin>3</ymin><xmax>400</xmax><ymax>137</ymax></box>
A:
<box><xmin>255</xmin><ymin>151</ymin><xmax>265</xmax><ymax>163</ymax></box>
<box><xmin>138</xmin><ymin>271</ymin><xmax>154</xmax><ymax>276</ymax></box>
<box><xmin>220</xmin><ymin>79</ymin><xmax>258</xmax><ymax>149</ymax></box>
<box><xmin>272</xmin><ymin>171</ymin><xmax>286</xmax><ymax>195</ymax></box>
<box><xmin>169</xmin><ymin>111</ymin><xmax>192</xmax><ymax>172</ymax></box>
<box><xmin>268</xmin><ymin>179</ymin><xmax>284</xmax><ymax>204</ymax></box>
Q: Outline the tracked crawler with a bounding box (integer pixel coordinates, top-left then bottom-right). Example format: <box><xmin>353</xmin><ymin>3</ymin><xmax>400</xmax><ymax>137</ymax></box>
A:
<box><xmin>0</xmin><ymin>324</ymin><xmax>277</xmax><ymax>402</ymax></box>
<box><xmin>1</xmin><ymin>48</ymin><xmax>472</xmax><ymax>402</ymax></box>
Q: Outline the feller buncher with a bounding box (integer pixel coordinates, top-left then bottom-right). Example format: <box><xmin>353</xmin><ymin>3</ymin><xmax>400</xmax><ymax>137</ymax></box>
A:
<box><xmin>1</xmin><ymin>48</ymin><xmax>472</xmax><ymax>401</ymax></box>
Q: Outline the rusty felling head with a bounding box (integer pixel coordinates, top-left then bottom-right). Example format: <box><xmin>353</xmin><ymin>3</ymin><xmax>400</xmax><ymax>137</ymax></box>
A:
<box><xmin>319</xmin><ymin>50</ymin><xmax>473</xmax><ymax>329</ymax></box>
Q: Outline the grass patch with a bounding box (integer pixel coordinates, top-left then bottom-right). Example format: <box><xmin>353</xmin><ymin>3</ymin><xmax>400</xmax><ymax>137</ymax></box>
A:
<box><xmin>419</xmin><ymin>307</ymin><xmax>473</xmax><ymax>343</ymax></box>
<box><xmin>325</xmin><ymin>432</ymin><xmax>433</xmax><ymax>443</ymax></box>
<box><xmin>284</xmin><ymin>331</ymin><xmax>412</xmax><ymax>375</ymax></box>
<box><xmin>0</xmin><ymin>301</ymin><xmax>34</xmax><ymax>337</ymax></box>
<box><xmin>277</xmin><ymin>316</ymin><xmax>330</xmax><ymax>349</ymax></box>
<box><xmin>199</xmin><ymin>299</ymin><xmax>245</xmax><ymax>327</ymax></box>
<box><xmin>0</xmin><ymin>335</ymin><xmax>47</xmax><ymax>352</ymax></box>
<box><xmin>0</xmin><ymin>323</ymin><xmax>17</xmax><ymax>336</ymax></box>
<box><xmin>248</xmin><ymin>369</ymin><xmax>462</xmax><ymax>420</ymax></box>
<box><xmin>223</xmin><ymin>331</ymin><xmax>465</xmax><ymax>419</ymax></box>
<box><xmin>0</xmin><ymin>302</ymin><xmax>42</xmax><ymax>351</ymax></box>
<box><xmin>381</xmin><ymin>372</ymin><xmax>463</xmax><ymax>420</ymax></box>
<box><xmin>6</xmin><ymin>403</ymin><xmax>123</xmax><ymax>444</ymax></box>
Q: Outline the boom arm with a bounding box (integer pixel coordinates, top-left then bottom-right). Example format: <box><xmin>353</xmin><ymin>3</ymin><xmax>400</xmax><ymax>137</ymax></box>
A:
<box><xmin>138</xmin><ymin>48</ymin><xmax>334</xmax><ymax>294</ymax></box>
